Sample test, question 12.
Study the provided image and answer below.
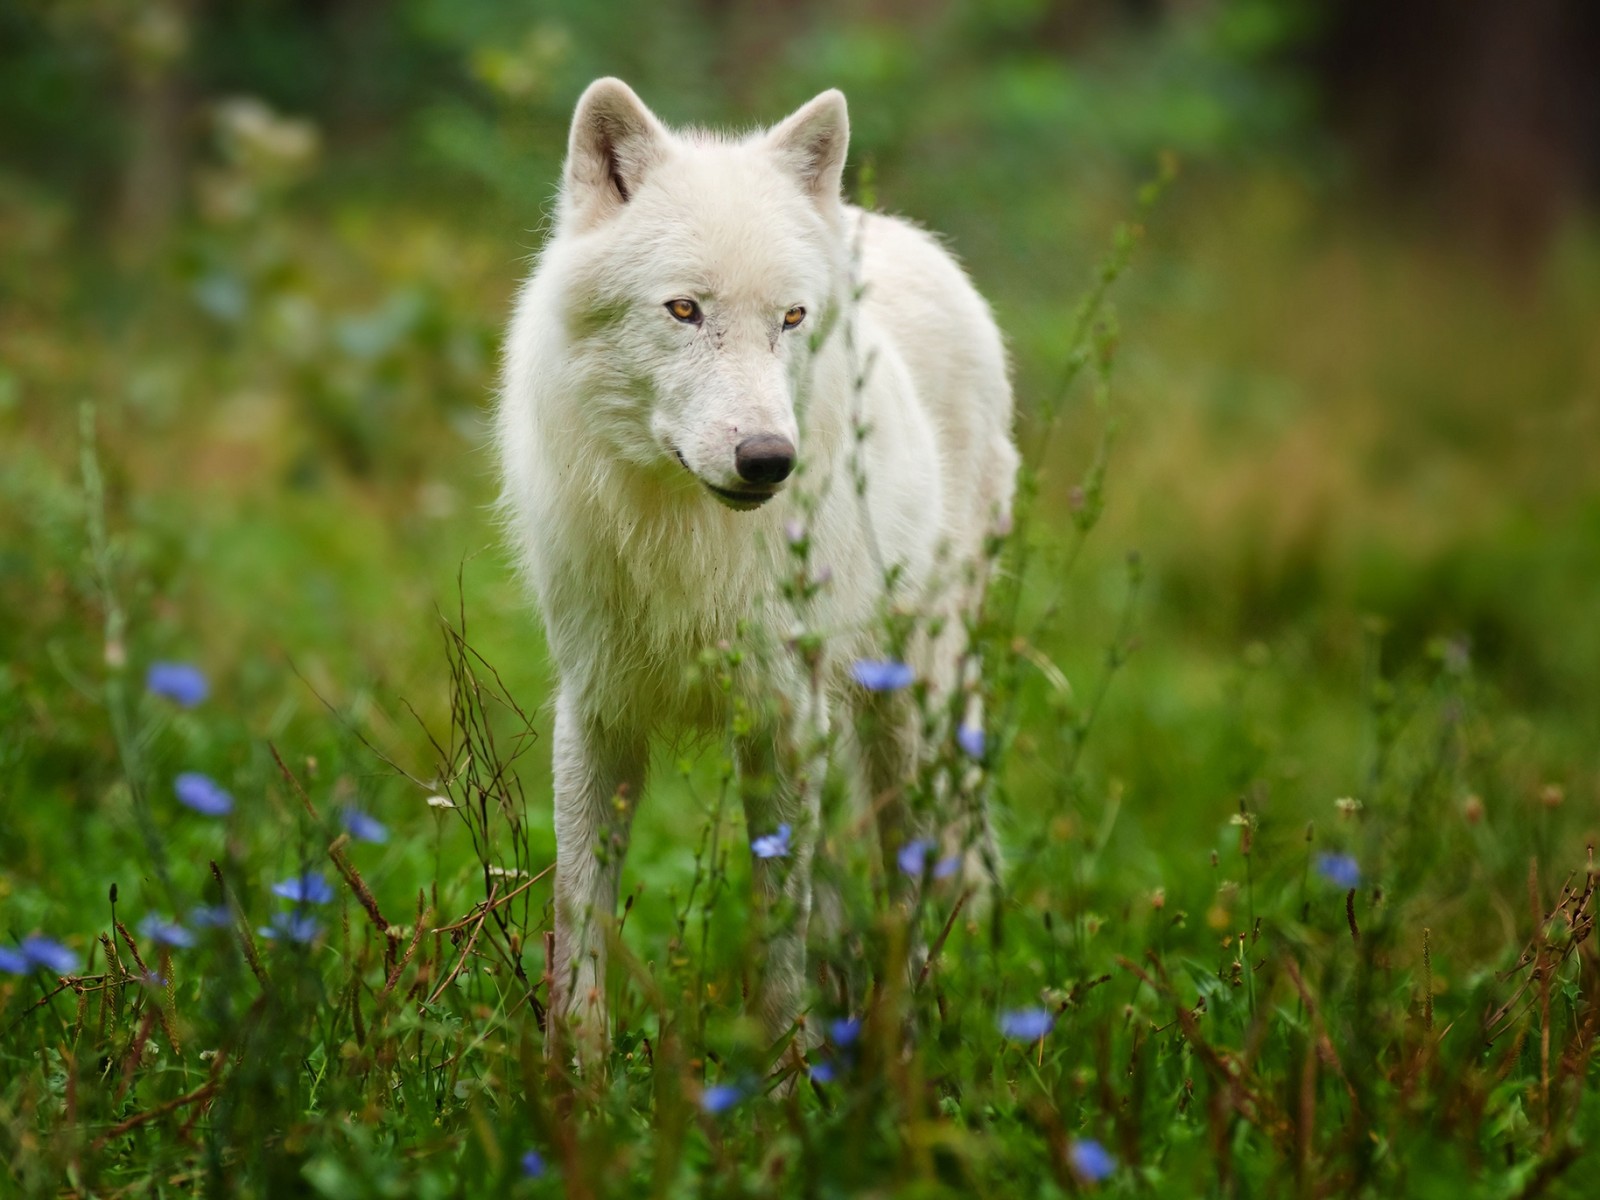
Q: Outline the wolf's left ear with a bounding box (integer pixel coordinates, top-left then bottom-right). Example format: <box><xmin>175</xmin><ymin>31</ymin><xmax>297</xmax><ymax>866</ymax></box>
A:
<box><xmin>562</xmin><ymin>78</ymin><xmax>670</xmax><ymax>230</ymax></box>
<box><xmin>767</xmin><ymin>90</ymin><xmax>849</xmax><ymax>206</ymax></box>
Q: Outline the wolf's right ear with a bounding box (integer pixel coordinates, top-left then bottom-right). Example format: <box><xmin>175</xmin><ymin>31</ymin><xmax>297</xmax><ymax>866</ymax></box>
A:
<box><xmin>561</xmin><ymin>78</ymin><xmax>669</xmax><ymax>230</ymax></box>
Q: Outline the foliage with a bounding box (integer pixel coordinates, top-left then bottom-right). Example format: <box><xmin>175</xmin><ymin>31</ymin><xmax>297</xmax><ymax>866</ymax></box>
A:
<box><xmin>2</xmin><ymin>2</ymin><xmax>1599</xmax><ymax>1197</ymax></box>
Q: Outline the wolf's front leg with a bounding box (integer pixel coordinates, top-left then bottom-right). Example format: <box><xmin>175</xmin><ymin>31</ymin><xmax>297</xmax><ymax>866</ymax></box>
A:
<box><xmin>856</xmin><ymin>687</ymin><xmax>928</xmax><ymax>903</ymax></box>
<box><xmin>549</xmin><ymin>689</ymin><xmax>645</xmax><ymax>1064</ymax></box>
<box><xmin>738</xmin><ymin>703</ymin><xmax>827</xmax><ymax>1047</ymax></box>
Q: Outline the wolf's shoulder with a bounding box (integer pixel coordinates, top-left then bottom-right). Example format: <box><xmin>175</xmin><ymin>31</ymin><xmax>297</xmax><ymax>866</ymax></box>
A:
<box><xmin>851</xmin><ymin>205</ymin><xmax>950</xmax><ymax>256</ymax></box>
<box><xmin>848</xmin><ymin>205</ymin><xmax>1003</xmax><ymax>376</ymax></box>
<box><xmin>851</xmin><ymin>206</ymin><xmax>983</xmax><ymax>296</ymax></box>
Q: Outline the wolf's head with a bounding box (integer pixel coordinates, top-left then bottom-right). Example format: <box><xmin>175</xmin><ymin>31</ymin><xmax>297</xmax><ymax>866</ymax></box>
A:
<box><xmin>552</xmin><ymin>79</ymin><xmax>851</xmax><ymax>512</ymax></box>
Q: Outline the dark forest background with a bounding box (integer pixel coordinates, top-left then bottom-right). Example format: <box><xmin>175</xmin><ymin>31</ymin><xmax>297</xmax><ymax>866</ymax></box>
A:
<box><xmin>4</xmin><ymin>3</ymin><xmax>1600</xmax><ymax>1195</ymax></box>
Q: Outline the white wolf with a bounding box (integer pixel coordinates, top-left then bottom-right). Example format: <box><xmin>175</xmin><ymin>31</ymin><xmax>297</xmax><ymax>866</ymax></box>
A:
<box><xmin>496</xmin><ymin>78</ymin><xmax>1017</xmax><ymax>1054</ymax></box>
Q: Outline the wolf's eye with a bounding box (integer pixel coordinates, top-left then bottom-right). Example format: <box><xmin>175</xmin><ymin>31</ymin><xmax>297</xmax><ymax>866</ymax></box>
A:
<box><xmin>667</xmin><ymin>298</ymin><xmax>701</xmax><ymax>324</ymax></box>
<box><xmin>782</xmin><ymin>306</ymin><xmax>806</xmax><ymax>330</ymax></box>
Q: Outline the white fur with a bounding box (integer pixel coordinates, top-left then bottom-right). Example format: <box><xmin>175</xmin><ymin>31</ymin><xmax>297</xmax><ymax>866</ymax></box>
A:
<box><xmin>496</xmin><ymin>78</ymin><xmax>1018</xmax><ymax>1054</ymax></box>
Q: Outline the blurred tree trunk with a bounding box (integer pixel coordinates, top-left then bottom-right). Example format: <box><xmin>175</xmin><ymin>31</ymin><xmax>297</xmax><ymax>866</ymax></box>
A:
<box><xmin>1312</xmin><ymin>0</ymin><xmax>1600</xmax><ymax>272</ymax></box>
<box><xmin>328</xmin><ymin>0</ymin><xmax>388</xmax><ymax>140</ymax></box>
<box><xmin>699</xmin><ymin>0</ymin><xmax>816</xmax><ymax>101</ymax></box>
<box><xmin>115</xmin><ymin>0</ymin><xmax>197</xmax><ymax>254</ymax></box>
<box><xmin>700</xmin><ymin>0</ymin><xmax>947</xmax><ymax>102</ymax></box>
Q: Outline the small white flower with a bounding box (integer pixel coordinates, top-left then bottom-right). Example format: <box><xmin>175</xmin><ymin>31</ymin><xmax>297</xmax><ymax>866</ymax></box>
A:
<box><xmin>426</xmin><ymin>794</ymin><xmax>456</xmax><ymax>809</ymax></box>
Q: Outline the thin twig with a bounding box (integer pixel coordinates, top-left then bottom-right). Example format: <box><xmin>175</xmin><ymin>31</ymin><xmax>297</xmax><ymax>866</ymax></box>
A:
<box><xmin>93</xmin><ymin>1065</ymin><xmax>223</xmax><ymax>1148</ymax></box>
<box><xmin>431</xmin><ymin>866</ymin><xmax>553</xmax><ymax>934</ymax></box>
<box><xmin>424</xmin><ymin>883</ymin><xmax>498</xmax><ymax>1007</ymax></box>
<box><xmin>916</xmin><ymin>889</ymin><xmax>972</xmax><ymax>990</ymax></box>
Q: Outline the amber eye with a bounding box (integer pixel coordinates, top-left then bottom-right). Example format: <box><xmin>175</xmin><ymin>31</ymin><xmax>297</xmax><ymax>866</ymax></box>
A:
<box><xmin>782</xmin><ymin>306</ymin><xmax>806</xmax><ymax>330</ymax></box>
<box><xmin>667</xmin><ymin>298</ymin><xmax>701</xmax><ymax>324</ymax></box>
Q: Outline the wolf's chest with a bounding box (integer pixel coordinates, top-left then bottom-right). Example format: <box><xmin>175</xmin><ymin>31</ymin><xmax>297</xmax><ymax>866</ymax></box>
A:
<box><xmin>552</xmin><ymin>530</ymin><xmax>792</xmax><ymax>728</ymax></box>
<box><xmin>612</xmin><ymin>528</ymin><xmax>785</xmax><ymax>649</ymax></box>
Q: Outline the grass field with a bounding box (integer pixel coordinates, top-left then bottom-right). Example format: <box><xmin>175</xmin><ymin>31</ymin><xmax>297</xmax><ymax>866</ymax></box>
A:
<box><xmin>2</xmin><ymin>98</ymin><xmax>1598</xmax><ymax>1196</ymax></box>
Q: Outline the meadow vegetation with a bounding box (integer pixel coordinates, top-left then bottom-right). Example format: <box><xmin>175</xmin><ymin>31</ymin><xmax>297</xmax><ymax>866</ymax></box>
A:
<box><xmin>2</xmin><ymin>2</ymin><xmax>1598</xmax><ymax>1195</ymax></box>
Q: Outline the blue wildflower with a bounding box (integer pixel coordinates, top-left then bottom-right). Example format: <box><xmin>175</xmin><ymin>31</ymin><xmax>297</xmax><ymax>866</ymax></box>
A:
<box><xmin>138</xmin><ymin>915</ymin><xmax>195</xmax><ymax>949</ymax></box>
<box><xmin>1316</xmin><ymin>852</ymin><xmax>1361</xmax><ymax>890</ymax></box>
<box><xmin>520</xmin><ymin>1149</ymin><xmax>545</xmax><ymax>1178</ymax></box>
<box><xmin>830</xmin><ymin>1016</ymin><xmax>861</xmax><ymax>1046</ymax></box>
<box><xmin>188</xmin><ymin>904</ymin><xmax>232</xmax><ymax>928</ymax></box>
<box><xmin>751</xmin><ymin>823</ymin><xmax>791</xmax><ymax>860</ymax></box>
<box><xmin>809</xmin><ymin>1061</ymin><xmax>838</xmax><ymax>1084</ymax></box>
<box><xmin>957</xmin><ymin>720</ymin><xmax>986</xmax><ymax>759</ymax></box>
<box><xmin>850</xmin><ymin>659</ymin><xmax>915</xmax><ymax>691</ymax></box>
<box><xmin>1</xmin><ymin>941</ymin><xmax>77</xmax><ymax>975</ymax></box>
<box><xmin>258</xmin><ymin>910</ymin><xmax>321</xmax><ymax>943</ymax></box>
<box><xmin>700</xmin><ymin>1083</ymin><xmax>743</xmax><ymax>1114</ymax></box>
<box><xmin>897</xmin><ymin>838</ymin><xmax>934</xmax><ymax>875</ymax></box>
<box><xmin>340</xmin><ymin>807</ymin><xmax>389</xmax><ymax>844</ymax></box>
<box><xmin>146</xmin><ymin>662</ymin><xmax>208</xmax><ymax>707</ymax></box>
<box><xmin>174</xmin><ymin>772</ymin><xmax>233</xmax><ymax>817</ymax></box>
<box><xmin>271</xmin><ymin>872</ymin><xmax>335</xmax><ymax>905</ymax></box>
<box><xmin>1069</xmin><ymin>1138</ymin><xmax>1116</xmax><ymax>1182</ymax></box>
<box><xmin>897</xmin><ymin>838</ymin><xmax>960</xmax><ymax>879</ymax></box>
<box><xmin>20</xmin><ymin>936</ymin><xmax>78</xmax><ymax>975</ymax></box>
<box><xmin>999</xmin><ymin>1008</ymin><xmax>1055</xmax><ymax>1041</ymax></box>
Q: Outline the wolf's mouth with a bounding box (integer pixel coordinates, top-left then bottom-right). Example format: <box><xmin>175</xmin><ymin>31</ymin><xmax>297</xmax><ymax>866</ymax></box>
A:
<box><xmin>702</xmin><ymin>481</ymin><xmax>776</xmax><ymax>511</ymax></box>
<box><xmin>672</xmin><ymin>448</ymin><xmax>777</xmax><ymax>511</ymax></box>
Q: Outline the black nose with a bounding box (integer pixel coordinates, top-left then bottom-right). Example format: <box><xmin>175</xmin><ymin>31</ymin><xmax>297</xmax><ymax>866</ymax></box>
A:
<box><xmin>734</xmin><ymin>434</ymin><xmax>795</xmax><ymax>485</ymax></box>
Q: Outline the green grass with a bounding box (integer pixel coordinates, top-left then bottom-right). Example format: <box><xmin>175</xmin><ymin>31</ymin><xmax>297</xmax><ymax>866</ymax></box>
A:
<box><xmin>2</xmin><ymin>145</ymin><xmax>1598</xmax><ymax>1197</ymax></box>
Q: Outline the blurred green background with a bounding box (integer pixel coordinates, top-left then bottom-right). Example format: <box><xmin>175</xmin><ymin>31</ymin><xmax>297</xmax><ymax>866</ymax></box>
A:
<box><xmin>3</xmin><ymin>0</ymin><xmax>1598</xmax><ymax>928</ymax></box>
